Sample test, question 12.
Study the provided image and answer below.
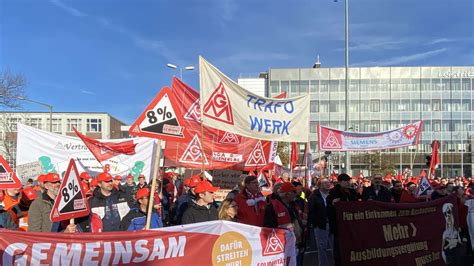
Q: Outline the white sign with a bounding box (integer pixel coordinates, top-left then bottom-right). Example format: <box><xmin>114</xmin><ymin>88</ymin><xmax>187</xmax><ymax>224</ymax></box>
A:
<box><xmin>199</xmin><ymin>56</ymin><xmax>310</xmax><ymax>142</ymax></box>
<box><xmin>16</xmin><ymin>124</ymin><xmax>156</xmax><ymax>182</ymax></box>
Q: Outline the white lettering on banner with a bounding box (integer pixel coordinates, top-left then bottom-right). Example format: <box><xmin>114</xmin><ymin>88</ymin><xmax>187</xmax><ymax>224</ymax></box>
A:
<box><xmin>3</xmin><ymin>237</ymin><xmax>187</xmax><ymax>265</ymax></box>
<box><xmin>212</xmin><ymin>152</ymin><xmax>243</xmax><ymax>163</ymax></box>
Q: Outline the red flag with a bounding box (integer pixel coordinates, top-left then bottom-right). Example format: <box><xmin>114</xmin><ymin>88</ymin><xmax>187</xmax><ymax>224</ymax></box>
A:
<box><xmin>73</xmin><ymin>127</ymin><xmax>137</xmax><ymax>162</ymax></box>
<box><xmin>429</xmin><ymin>140</ymin><xmax>440</xmax><ymax>178</ymax></box>
<box><xmin>275</xmin><ymin>91</ymin><xmax>287</xmax><ymax>99</ymax></box>
<box><xmin>291</xmin><ymin>142</ymin><xmax>298</xmax><ymax>169</ymax></box>
<box><xmin>420</xmin><ymin>169</ymin><xmax>426</xmax><ymax>177</ymax></box>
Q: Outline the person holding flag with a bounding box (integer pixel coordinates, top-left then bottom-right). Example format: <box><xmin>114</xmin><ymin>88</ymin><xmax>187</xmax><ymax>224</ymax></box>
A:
<box><xmin>28</xmin><ymin>173</ymin><xmax>76</xmax><ymax>233</ymax></box>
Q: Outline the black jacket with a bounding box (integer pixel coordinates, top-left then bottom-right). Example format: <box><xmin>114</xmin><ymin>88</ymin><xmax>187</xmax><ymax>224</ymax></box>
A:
<box><xmin>181</xmin><ymin>201</ymin><xmax>218</xmax><ymax>224</ymax></box>
<box><xmin>83</xmin><ymin>187</ymin><xmax>130</xmax><ymax>232</ymax></box>
<box><xmin>361</xmin><ymin>185</ymin><xmax>393</xmax><ymax>202</ymax></box>
<box><xmin>327</xmin><ymin>184</ymin><xmax>359</xmax><ymax>234</ymax></box>
<box><xmin>308</xmin><ymin>190</ymin><xmax>330</xmax><ymax>229</ymax></box>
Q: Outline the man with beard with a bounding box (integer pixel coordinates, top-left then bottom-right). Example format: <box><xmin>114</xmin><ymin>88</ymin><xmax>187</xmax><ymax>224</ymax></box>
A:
<box><xmin>87</xmin><ymin>171</ymin><xmax>130</xmax><ymax>232</ymax></box>
<box><xmin>28</xmin><ymin>173</ymin><xmax>76</xmax><ymax>232</ymax></box>
<box><xmin>391</xmin><ymin>181</ymin><xmax>404</xmax><ymax>203</ymax></box>
<box><xmin>361</xmin><ymin>174</ymin><xmax>393</xmax><ymax>202</ymax></box>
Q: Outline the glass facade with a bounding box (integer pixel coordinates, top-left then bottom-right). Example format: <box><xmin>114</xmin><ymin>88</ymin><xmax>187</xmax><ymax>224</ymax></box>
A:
<box><xmin>268</xmin><ymin>66</ymin><xmax>474</xmax><ymax>178</ymax></box>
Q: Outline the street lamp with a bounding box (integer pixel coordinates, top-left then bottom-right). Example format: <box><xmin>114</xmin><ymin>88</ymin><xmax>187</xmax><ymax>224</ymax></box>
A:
<box><xmin>166</xmin><ymin>64</ymin><xmax>195</xmax><ymax>80</ymax></box>
<box><xmin>16</xmin><ymin>96</ymin><xmax>53</xmax><ymax>132</ymax></box>
<box><xmin>334</xmin><ymin>0</ymin><xmax>351</xmax><ymax>175</ymax></box>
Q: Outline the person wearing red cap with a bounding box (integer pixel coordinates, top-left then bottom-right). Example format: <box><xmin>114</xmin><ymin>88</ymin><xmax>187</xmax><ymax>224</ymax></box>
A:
<box><xmin>181</xmin><ymin>180</ymin><xmax>219</xmax><ymax>224</ymax></box>
<box><xmin>29</xmin><ymin>173</ymin><xmax>76</xmax><ymax>233</ymax></box>
<box><xmin>120</xmin><ymin>188</ymin><xmax>163</xmax><ymax>231</ymax></box>
<box><xmin>264</xmin><ymin>182</ymin><xmax>305</xmax><ymax>265</ymax></box>
<box><xmin>361</xmin><ymin>174</ymin><xmax>392</xmax><ymax>202</ymax></box>
<box><xmin>173</xmin><ymin>174</ymin><xmax>201</xmax><ymax>225</ymax></box>
<box><xmin>113</xmin><ymin>175</ymin><xmax>122</xmax><ymax>190</ymax></box>
<box><xmin>2</xmin><ymin>187</ymin><xmax>21</xmax><ymax>212</ymax></box>
<box><xmin>80</xmin><ymin>172</ymin><xmax>91</xmax><ymax>183</ymax></box>
<box><xmin>137</xmin><ymin>175</ymin><xmax>147</xmax><ymax>189</ymax></box>
<box><xmin>234</xmin><ymin>175</ymin><xmax>267</xmax><ymax>227</ymax></box>
<box><xmin>8</xmin><ymin>187</ymin><xmax>37</xmax><ymax>231</ymax></box>
<box><xmin>87</xmin><ymin>171</ymin><xmax>130</xmax><ymax>232</ymax></box>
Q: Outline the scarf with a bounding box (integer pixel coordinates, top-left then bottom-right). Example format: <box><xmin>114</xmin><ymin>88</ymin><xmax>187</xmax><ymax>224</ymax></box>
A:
<box><xmin>245</xmin><ymin>189</ymin><xmax>266</xmax><ymax>213</ymax></box>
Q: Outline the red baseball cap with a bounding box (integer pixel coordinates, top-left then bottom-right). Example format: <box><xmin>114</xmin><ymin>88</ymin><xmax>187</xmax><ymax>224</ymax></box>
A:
<box><xmin>114</xmin><ymin>175</ymin><xmax>122</xmax><ymax>181</ymax></box>
<box><xmin>279</xmin><ymin>182</ymin><xmax>296</xmax><ymax>193</ymax></box>
<box><xmin>135</xmin><ymin>188</ymin><xmax>150</xmax><ymax>200</ymax></box>
<box><xmin>21</xmin><ymin>187</ymin><xmax>37</xmax><ymax>201</ymax></box>
<box><xmin>43</xmin><ymin>173</ymin><xmax>61</xmax><ymax>183</ymax></box>
<box><xmin>90</xmin><ymin>179</ymin><xmax>98</xmax><ymax>187</ymax></box>
<box><xmin>138</xmin><ymin>174</ymin><xmax>146</xmax><ymax>179</ymax></box>
<box><xmin>80</xmin><ymin>172</ymin><xmax>91</xmax><ymax>181</ymax></box>
<box><xmin>96</xmin><ymin>172</ymin><xmax>113</xmax><ymax>182</ymax></box>
<box><xmin>127</xmin><ymin>174</ymin><xmax>134</xmax><ymax>179</ymax></box>
<box><xmin>194</xmin><ymin>180</ymin><xmax>219</xmax><ymax>194</ymax></box>
<box><xmin>189</xmin><ymin>175</ymin><xmax>202</xmax><ymax>188</ymax></box>
<box><xmin>183</xmin><ymin>178</ymin><xmax>192</xmax><ymax>187</ymax></box>
<box><xmin>37</xmin><ymin>174</ymin><xmax>46</xmax><ymax>183</ymax></box>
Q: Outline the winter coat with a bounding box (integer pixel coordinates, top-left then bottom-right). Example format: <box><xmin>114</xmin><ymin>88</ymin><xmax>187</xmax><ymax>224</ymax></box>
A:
<box><xmin>87</xmin><ymin>187</ymin><xmax>130</xmax><ymax>232</ymax></box>
<box><xmin>120</xmin><ymin>183</ymin><xmax>138</xmax><ymax>208</ymax></box>
<box><xmin>308</xmin><ymin>190</ymin><xmax>330</xmax><ymax>230</ymax></box>
<box><xmin>327</xmin><ymin>184</ymin><xmax>359</xmax><ymax>234</ymax></box>
<box><xmin>181</xmin><ymin>201</ymin><xmax>218</xmax><ymax>224</ymax></box>
<box><xmin>234</xmin><ymin>191</ymin><xmax>267</xmax><ymax>227</ymax></box>
<box><xmin>120</xmin><ymin>208</ymin><xmax>163</xmax><ymax>231</ymax></box>
<box><xmin>0</xmin><ymin>208</ymin><xmax>17</xmax><ymax>230</ymax></box>
<box><xmin>28</xmin><ymin>192</ymin><xmax>67</xmax><ymax>232</ymax></box>
<box><xmin>361</xmin><ymin>185</ymin><xmax>393</xmax><ymax>202</ymax></box>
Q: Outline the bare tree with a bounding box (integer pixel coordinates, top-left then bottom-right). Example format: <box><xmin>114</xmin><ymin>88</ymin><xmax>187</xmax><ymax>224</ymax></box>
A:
<box><xmin>0</xmin><ymin>70</ymin><xmax>27</xmax><ymax>109</ymax></box>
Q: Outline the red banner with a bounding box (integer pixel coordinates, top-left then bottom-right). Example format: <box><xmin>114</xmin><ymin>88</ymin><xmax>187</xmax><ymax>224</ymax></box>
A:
<box><xmin>164</xmin><ymin>78</ymin><xmax>275</xmax><ymax>171</ymax></box>
<box><xmin>0</xmin><ymin>221</ymin><xmax>296</xmax><ymax>265</ymax></box>
<box><xmin>336</xmin><ymin>195</ymin><xmax>459</xmax><ymax>266</ymax></box>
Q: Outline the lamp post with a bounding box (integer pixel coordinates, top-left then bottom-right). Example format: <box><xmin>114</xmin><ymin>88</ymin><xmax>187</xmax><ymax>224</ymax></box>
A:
<box><xmin>16</xmin><ymin>97</ymin><xmax>53</xmax><ymax>132</ymax></box>
<box><xmin>334</xmin><ymin>0</ymin><xmax>351</xmax><ymax>175</ymax></box>
<box><xmin>166</xmin><ymin>64</ymin><xmax>195</xmax><ymax>80</ymax></box>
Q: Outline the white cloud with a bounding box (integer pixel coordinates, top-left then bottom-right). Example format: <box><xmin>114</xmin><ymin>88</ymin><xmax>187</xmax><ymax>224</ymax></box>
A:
<box><xmin>352</xmin><ymin>48</ymin><xmax>448</xmax><ymax>67</ymax></box>
<box><xmin>49</xmin><ymin>0</ymin><xmax>87</xmax><ymax>17</ymax></box>
<box><xmin>80</xmin><ymin>89</ymin><xmax>95</xmax><ymax>95</ymax></box>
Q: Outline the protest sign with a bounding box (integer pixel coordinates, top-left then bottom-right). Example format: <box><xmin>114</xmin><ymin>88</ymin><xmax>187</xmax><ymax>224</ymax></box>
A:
<box><xmin>16</xmin><ymin>161</ymin><xmax>43</xmax><ymax>184</ymax></box>
<box><xmin>0</xmin><ymin>156</ymin><xmax>22</xmax><ymax>189</ymax></box>
<box><xmin>318</xmin><ymin>121</ymin><xmax>422</xmax><ymax>151</ymax></box>
<box><xmin>0</xmin><ymin>220</ymin><xmax>296</xmax><ymax>266</ymax></box>
<box><xmin>50</xmin><ymin>159</ymin><xmax>90</xmax><ymax>222</ymax></box>
<box><xmin>336</xmin><ymin>195</ymin><xmax>458</xmax><ymax>266</ymax></box>
<box><xmin>129</xmin><ymin>87</ymin><xmax>189</xmax><ymax>142</ymax></box>
<box><xmin>199</xmin><ymin>56</ymin><xmax>309</xmax><ymax>142</ymax></box>
<box><xmin>16</xmin><ymin>124</ymin><xmax>155</xmax><ymax>182</ymax></box>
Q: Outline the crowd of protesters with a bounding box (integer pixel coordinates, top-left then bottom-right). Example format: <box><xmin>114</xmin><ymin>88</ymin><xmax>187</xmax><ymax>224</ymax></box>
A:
<box><xmin>1</xmin><ymin>169</ymin><xmax>474</xmax><ymax>266</ymax></box>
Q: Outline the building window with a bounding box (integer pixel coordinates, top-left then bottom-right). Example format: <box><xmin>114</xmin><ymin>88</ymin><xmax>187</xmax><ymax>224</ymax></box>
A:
<box><xmin>320</xmin><ymin>101</ymin><xmax>329</xmax><ymax>113</ymax></box>
<box><xmin>370</xmin><ymin>100</ymin><xmax>380</xmax><ymax>112</ymax></box>
<box><xmin>6</xmin><ymin>118</ymin><xmax>21</xmax><ymax>132</ymax></box>
<box><xmin>280</xmin><ymin>81</ymin><xmax>289</xmax><ymax>95</ymax></box>
<box><xmin>432</xmin><ymin>99</ymin><xmax>441</xmax><ymax>111</ymax></box>
<box><xmin>433</xmin><ymin>120</ymin><xmax>441</xmax><ymax>132</ymax></box>
<box><xmin>47</xmin><ymin>118</ymin><xmax>62</xmax><ymax>132</ymax></box>
<box><xmin>370</xmin><ymin>120</ymin><xmax>380</xmax><ymax>132</ymax></box>
<box><xmin>309</xmin><ymin>80</ymin><xmax>318</xmax><ymax>93</ymax></box>
<box><xmin>329</xmin><ymin>101</ymin><xmax>339</xmax><ymax>112</ymax></box>
<box><xmin>67</xmin><ymin>119</ymin><xmax>82</xmax><ymax>132</ymax></box>
<box><xmin>290</xmin><ymin>81</ymin><xmax>299</xmax><ymax>96</ymax></box>
<box><xmin>270</xmin><ymin>81</ymin><xmax>279</xmax><ymax>94</ymax></box>
<box><xmin>300</xmin><ymin>80</ymin><xmax>309</xmax><ymax>94</ymax></box>
<box><xmin>310</xmin><ymin>101</ymin><xmax>319</xmax><ymax>113</ymax></box>
<box><xmin>320</xmin><ymin>80</ymin><xmax>329</xmax><ymax>93</ymax></box>
<box><xmin>87</xmin><ymin>119</ymin><xmax>102</xmax><ymax>132</ymax></box>
<box><xmin>461</xmin><ymin>78</ymin><xmax>471</xmax><ymax>91</ymax></box>
<box><xmin>26</xmin><ymin>118</ymin><xmax>42</xmax><ymax>129</ymax></box>
<box><xmin>310</xmin><ymin>121</ymin><xmax>318</xmax><ymax>133</ymax></box>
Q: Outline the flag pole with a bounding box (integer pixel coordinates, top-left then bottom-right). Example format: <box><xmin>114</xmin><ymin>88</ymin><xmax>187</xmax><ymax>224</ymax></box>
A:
<box><xmin>146</xmin><ymin>139</ymin><xmax>162</xmax><ymax>230</ymax></box>
<box><xmin>289</xmin><ymin>143</ymin><xmax>293</xmax><ymax>180</ymax></box>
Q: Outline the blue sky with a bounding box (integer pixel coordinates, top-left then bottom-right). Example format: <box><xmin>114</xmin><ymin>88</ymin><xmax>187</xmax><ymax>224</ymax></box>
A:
<box><xmin>1</xmin><ymin>0</ymin><xmax>473</xmax><ymax>124</ymax></box>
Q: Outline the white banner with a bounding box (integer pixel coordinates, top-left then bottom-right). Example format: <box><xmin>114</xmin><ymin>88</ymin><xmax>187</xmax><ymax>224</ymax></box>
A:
<box><xmin>318</xmin><ymin>121</ymin><xmax>423</xmax><ymax>151</ymax></box>
<box><xmin>16</xmin><ymin>124</ymin><xmax>156</xmax><ymax>181</ymax></box>
<box><xmin>199</xmin><ymin>56</ymin><xmax>310</xmax><ymax>142</ymax></box>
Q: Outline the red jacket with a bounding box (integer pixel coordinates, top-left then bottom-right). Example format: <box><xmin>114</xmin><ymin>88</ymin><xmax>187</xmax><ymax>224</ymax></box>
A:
<box><xmin>234</xmin><ymin>191</ymin><xmax>267</xmax><ymax>227</ymax></box>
